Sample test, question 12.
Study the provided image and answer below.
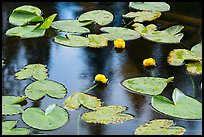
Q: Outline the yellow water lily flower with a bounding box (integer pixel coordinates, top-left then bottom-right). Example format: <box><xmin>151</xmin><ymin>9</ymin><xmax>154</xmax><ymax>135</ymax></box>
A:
<box><xmin>114</xmin><ymin>38</ymin><xmax>125</xmax><ymax>49</ymax></box>
<box><xmin>95</xmin><ymin>74</ymin><xmax>108</xmax><ymax>84</ymax></box>
<box><xmin>143</xmin><ymin>58</ymin><xmax>156</xmax><ymax>67</ymax></box>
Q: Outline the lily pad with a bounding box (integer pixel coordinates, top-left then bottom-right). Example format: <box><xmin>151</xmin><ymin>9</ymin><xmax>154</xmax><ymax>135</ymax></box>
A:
<box><xmin>191</xmin><ymin>41</ymin><xmax>202</xmax><ymax>58</ymax></box>
<box><xmin>78</xmin><ymin>10</ymin><xmax>114</xmax><ymax>26</ymax></box>
<box><xmin>5</xmin><ymin>25</ymin><xmax>45</xmax><ymax>38</ymax></box>
<box><xmin>100</xmin><ymin>27</ymin><xmax>141</xmax><ymax>41</ymax></box>
<box><xmin>122</xmin><ymin>11</ymin><xmax>161</xmax><ymax>22</ymax></box>
<box><xmin>38</xmin><ymin>13</ymin><xmax>57</xmax><ymax>29</ymax></box>
<box><xmin>2</xmin><ymin>96</ymin><xmax>27</xmax><ymax>115</ymax></box>
<box><xmin>2</xmin><ymin>121</ymin><xmax>30</xmax><ymax>135</ymax></box>
<box><xmin>185</xmin><ymin>61</ymin><xmax>202</xmax><ymax>75</ymax></box>
<box><xmin>64</xmin><ymin>92</ymin><xmax>102</xmax><ymax>111</ymax></box>
<box><xmin>22</xmin><ymin>104</ymin><xmax>69</xmax><ymax>130</ymax></box>
<box><xmin>15</xmin><ymin>64</ymin><xmax>48</xmax><ymax>81</ymax></box>
<box><xmin>81</xmin><ymin>106</ymin><xmax>134</xmax><ymax>124</ymax></box>
<box><xmin>151</xmin><ymin>88</ymin><xmax>202</xmax><ymax>119</ymax></box>
<box><xmin>51</xmin><ymin>20</ymin><xmax>92</xmax><ymax>33</ymax></box>
<box><xmin>122</xmin><ymin>76</ymin><xmax>174</xmax><ymax>95</ymax></box>
<box><xmin>88</xmin><ymin>34</ymin><xmax>108</xmax><ymax>48</ymax></box>
<box><xmin>134</xmin><ymin>119</ymin><xmax>186</xmax><ymax>135</ymax></box>
<box><xmin>9</xmin><ymin>5</ymin><xmax>43</xmax><ymax>26</ymax></box>
<box><xmin>24</xmin><ymin>80</ymin><xmax>67</xmax><ymax>100</ymax></box>
<box><xmin>129</xmin><ymin>2</ymin><xmax>170</xmax><ymax>12</ymax></box>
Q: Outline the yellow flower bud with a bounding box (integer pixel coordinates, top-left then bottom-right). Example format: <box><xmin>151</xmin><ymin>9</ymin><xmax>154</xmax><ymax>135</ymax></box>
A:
<box><xmin>143</xmin><ymin>58</ymin><xmax>156</xmax><ymax>67</ymax></box>
<box><xmin>114</xmin><ymin>38</ymin><xmax>125</xmax><ymax>49</ymax></box>
<box><xmin>95</xmin><ymin>74</ymin><xmax>108</xmax><ymax>84</ymax></box>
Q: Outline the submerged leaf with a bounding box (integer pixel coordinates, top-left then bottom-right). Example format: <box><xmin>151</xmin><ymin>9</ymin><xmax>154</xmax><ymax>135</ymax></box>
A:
<box><xmin>122</xmin><ymin>11</ymin><xmax>161</xmax><ymax>22</ymax></box>
<box><xmin>81</xmin><ymin>106</ymin><xmax>134</xmax><ymax>124</ymax></box>
<box><xmin>122</xmin><ymin>76</ymin><xmax>174</xmax><ymax>95</ymax></box>
<box><xmin>88</xmin><ymin>34</ymin><xmax>108</xmax><ymax>48</ymax></box>
<box><xmin>151</xmin><ymin>88</ymin><xmax>202</xmax><ymax>119</ymax></box>
<box><xmin>64</xmin><ymin>92</ymin><xmax>102</xmax><ymax>111</ymax></box>
<box><xmin>24</xmin><ymin>80</ymin><xmax>67</xmax><ymax>100</ymax></box>
<box><xmin>2</xmin><ymin>121</ymin><xmax>30</xmax><ymax>135</ymax></box>
<box><xmin>22</xmin><ymin>104</ymin><xmax>68</xmax><ymax>130</ymax></box>
<box><xmin>185</xmin><ymin>61</ymin><xmax>202</xmax><ymax>75</ymax></box>
<box><xmin>129</xmin><ymin>2</ymin><xmax>170</xmax><ymax>12</ymax></box>
<box><xmin>100</xmin><ymin>27</ymin><xmax>140</xmax><ymax>41</ymax></box>
<box><xmin>2</xmin><ymin>96</ymin><xmax>27</xmax><ymax>115</ymax></box>
<box><xmin>78</xmin><ymin>10</ymin><xmax>114</xmax><ymax>26</ymax></box>
<box><xmin>134</xmin><ymin>119</ymin><xmax>185</xmax><ymax>135</ymax></box>
<box><xmin>51</xmin><ymin>20</ymin><xmax>92</xmax><ymax>33</ymax></box>
<box><xmin>15</xmin><ymin>64</ymin><xmax>48</xmax><ymax>80</ymax></box>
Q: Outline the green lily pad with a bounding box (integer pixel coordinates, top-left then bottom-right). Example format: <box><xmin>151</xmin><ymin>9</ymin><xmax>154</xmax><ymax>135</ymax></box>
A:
<box><xmin>78</xmin><ymin>10</ymin><xmax>114</xmax><ymax>26</ymax></box>
<box><xmin>122</xmin><ymin>76</ymin><xmax>174</xmax><ymax>95</ymax></box>
<box><xmin>191</xmin><ymin>41</ymin><xmax>202</xmax><ymax>58</ymax></box>
<box><xmin>122</xmin><ymin>11</ymin><xmax>161</xmax><ymax>22</ymax></box>
<box><xmin>15</xmin><ymin>64</ymin><xmax>48</xmax><ymax>81</ymax></box>
<box><xmin>88</xmin><ymin>34</ymin><xmax>108</xmax><ymax>48</ymax></box>
<box><xmin>22</xmin><ymin>104</ymin><xmax>69</xmax><ymax>130</ymax></box>
<box><xmin>9</xmin><ymin>5</ymin><xmax>43</xmax><ymax>26</ymax></box>
<box><xmin>2</xmin><ymin>121</ymin><xmax>30</xmax><ymax>135</ymax></box>
<box><xmin>64</xmin><ymin>92</ymin><xmax>102</xmax><ymax>111</ymax></box>
<box><xmin>185</xmin><ymin>61</ymin><xmax>202</xmax><ymax>75</ymax></box>
<box><xmin>81</xmin><ymin>106</ymin><xmax>134</xmax><ymax>124</ymax></box>
<box><xmin>167</xmin><ymin>49</ymin><xmax>201</xmax><ymax>66</ymax></box>
<box><xmin>51</xmin><ymin>20</ymin><xmax>92</xmax><ymax>33</ymax></box>
<box><xmin>129</xmin><ymin>2</ymin><xmax>170</xmax><ymax>12</ymax></box>
<box><xmin>38</xmin><ymin>13</ymin><xmax>57</xmax><ymax>29</ymax></box>
<box><xmin>100</xmin><ymin>27</ymin><xmax>141</xmax><ymax>41</ymax></box>
<box><xmin>24</xmin><ymin>80</ymin><xmax>67</xmax><ymax>100</ymax></box>
<box><xmin>5</xmin><ymin>25</ymin><xmax>45</xmax><ymax>38</ymax></box>
<box><xmin>2</xmin><ymin>96</ymin><xmax>27</xmax><ymax>115</ymax></box>
<box><xmin>151</xmin><ymin>88</ymin><xmax>202</xmax><ymax>119</ymax></box>
<box><xmin>134</xmin><ymin>119</ymin><xmax>186</xmax><ymax>135</ymax></box>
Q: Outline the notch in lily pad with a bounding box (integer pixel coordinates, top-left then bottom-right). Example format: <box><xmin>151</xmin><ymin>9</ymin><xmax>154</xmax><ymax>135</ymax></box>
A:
<box><xmin>151</xmin><ymin>88</ymin><xmax>202</xmax><ymax>119</ymax></box>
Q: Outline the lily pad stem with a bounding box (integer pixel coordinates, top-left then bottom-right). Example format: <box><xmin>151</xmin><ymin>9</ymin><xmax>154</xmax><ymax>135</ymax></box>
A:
<box><xmin>83</xmin><ymin>83</ymin><xmax>100</xmax><ymax>93</ymax></box>
<box><xmin>123</xmin><ymin>19</ymin><xmax>134</xmax><ymax>28</ymax></box>
<box><xmin>77</xmin><ymin>107</ymin><xmax>82</xmax><ymax>135</ymax></box>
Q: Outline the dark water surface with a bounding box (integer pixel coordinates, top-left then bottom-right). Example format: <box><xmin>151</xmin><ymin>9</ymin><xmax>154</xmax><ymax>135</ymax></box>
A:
<box><xmin>2</xmin><ymin>2</ymin><xmax>202</xmax><ymax>135</ymax></box>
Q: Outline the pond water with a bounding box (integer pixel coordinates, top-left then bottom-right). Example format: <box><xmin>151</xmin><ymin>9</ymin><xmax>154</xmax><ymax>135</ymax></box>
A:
<box><xmin>2</xmin><ymin>2</ymin><xmax>202</xmax><ymax>135</ymax></box>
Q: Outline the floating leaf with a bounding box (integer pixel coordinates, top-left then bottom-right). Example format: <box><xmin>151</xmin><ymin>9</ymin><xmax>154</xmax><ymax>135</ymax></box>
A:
<box><xmin>2</xmin><ymin>96</ymin><xmax>27</xmax><ymax>115</ymax></box>
<box><xmin>134</xmin><ymin>119</ymin><xmax>186</xmax><ymax>135</ymax></box>
<box><xmin>54</xmin><ymin>35</ymin><xmax>89</xmax><ymax>47</ymax></box>
<box><xmin>78</xmin><ymin>10</ymin><xmax>114</xmax><ymax>26</ymax></box>
<box><xmin>133</xmin><ymin>23</ymin><xmax>157</xmax><ymax>35</ymax></box>
<box><xmin>51</xmin><ymin>20</ymin><xmax>92</xmax><ymax>33</ymax></box>
<box><xmin>129</xmin><ymin>2</ymin><xmax>170</xmax><ymax>12</ymax></box>
<box><xmin>122</xmin><ymin>11</ymin><xmax>161</xmax><ymax>22</ymax></box>
<box><xmin>122</xmin><ymin>76</ymin><xmax>174</xmax><ymax>95</ymax></box>
<box><xmin>15</xmin><ymin>64</ymin><xmax>48</xmax><ymax>80</ymax></box>
<box><xmin>151</xmin><ymin>88</ymin><xmax>202</xmax><ymax>119</ymax></box>
<box><xmin>24</xmin><ymin>80</ymin><xmax>67</xmax><ymax>100</ymax></box>
<box><xmin>5</xmin><ymin>25</ymin><xmax>45</xmax><ymax>38</ymax></box>
<box><xmin>39</xmin><ymin>13</ymin><xmax>57</xmax><ymax>29</ymax></box>
<box><xmin>191</xmin><ymin>41</ymin><xmax>202</xmax><ymax>58</ymax></box>
<box><xmin>81</xmin><ymin>106</ymin><xmax>134</xmax><ymax>124</ymax></box>
<box><xmin>100</xmin><ymin>27</ymin><xmax>140</xmax><ymax>41</ymax></box>
<box><xmin>167</xmin><ymin>49</ymin><xmax>201</xmax><ymax>66</ymax></box>
<box><xmin>64</xmin><ymin>92</ymin><xmax>101</xmax><ymax>111</ymax></box>
<box><xmin>88</xmin><ymin>34</ymin><xmax>108</xmax><ymax>48</ymax></box>
<box><xmin>2</xmin><ymin>121</ymin><xmax>30</xmax><ymax>135</ymax></box>
<box><xmin>9</xmin><ymin>5</ymin><xmax>43</xmax><ymax>26</ymax></box>
<box><xmin>22</xmin><ymin>104</ymin><xmax>68</xmax><ymax>130</ymax></box>
<box><xmin>185</xmin><ymin>61</ymin><xmax>202</xmax><ymax>75</ymax></box>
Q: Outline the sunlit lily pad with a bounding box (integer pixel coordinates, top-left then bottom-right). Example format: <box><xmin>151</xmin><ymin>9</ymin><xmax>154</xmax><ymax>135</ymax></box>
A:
<box><xmin>129</xmin><ymin>2</ymin><xmax>170</xmax><ymax>12</ymax></box>
<box><xmin>15</xmin><ymin>64</ymin><xmax>48</xmax><ymax>80</ymax></box>
<box><xmin>122</xmin><ymin>76</ymin><xmax>174</xmax><ymax>95</ymax></box>
<box><xmin>5</xmin><ymin>25</ymin><xmax>45</xmax><ymax>38</ymax></box>
<box><xmin>9</xmin><ymin>5</ymin><xmax>43</xmax><ymax>26</ymax></box>
<box><xmin>38</xmin><ymin>13</ymin><xmax>57</xmax><ymax>29</ymax></box>
<box><xmin>24</xmin><ymin>80</ymin><xmax>67</xmax><ymax>100</ymax></box>
<box><xmin>185</xmin><ymin>61</ymin><xmax>202</xmax><ymax>75</ymax></box>
<box><xmin>100</xmin><ymin>27</ymin><xmax>141</xmax><ymax>41</ymax></box>
<box><xmin>2</xmin><ymin>96</ymin><xmax>27</xmax><ymax>115</ymax></box>
<box><xmin>2</xmin><ymin>121</ymin><xmax>30</xmax><ymax>135</ymax></box>
<box><xmin>122</xmin><ymin>11</ymin><xmax>161</xmax><ymax>22</ymax></box>
<box><xmin>22</xmin><ymin>104</ymin><xmax>68</xmax><ymax>130</ymax></box>
<box><xmin>134</xmin><ymin>119</ymin><xmax>186</xmax><ymax>135</ymax></box>
<box><xmin>51</xmin><ymin>20</ymin><xmax>92</xmax><ymax>33</ymax></box>
<box><xmin>81</xmin><ymin>106</ymin><xmax>134</xmax><ymax>124</ymax></box>
<box><xmin>64</xmin><ymin>92</ymin><xmax>102</xmax><ymax>111</ymax></box>
<box><xmin>151</xmin><ymin>88</ymin><xmax>202</xmax><ymax>119</ymax></box>
<box><xmin>78</xmin><ymin>10</ymin><xmax>114</xmax><ymax>26</ymax></box>
<box><xmin>191</xmin><ymin>41</ymin><xmax>202</xmax><ymax>58</ymax></box>
<box><xmin>88</xmin><ymin>34</ymin><xmax>108</xmax><ymax>48</ymax></box>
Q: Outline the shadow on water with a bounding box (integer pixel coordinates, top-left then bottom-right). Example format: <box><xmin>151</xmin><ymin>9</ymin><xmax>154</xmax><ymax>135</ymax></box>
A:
<box><xmin>2</xmin><ymin>2</ymin><xmax>202</xmax><ymax>135</ymax></box>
